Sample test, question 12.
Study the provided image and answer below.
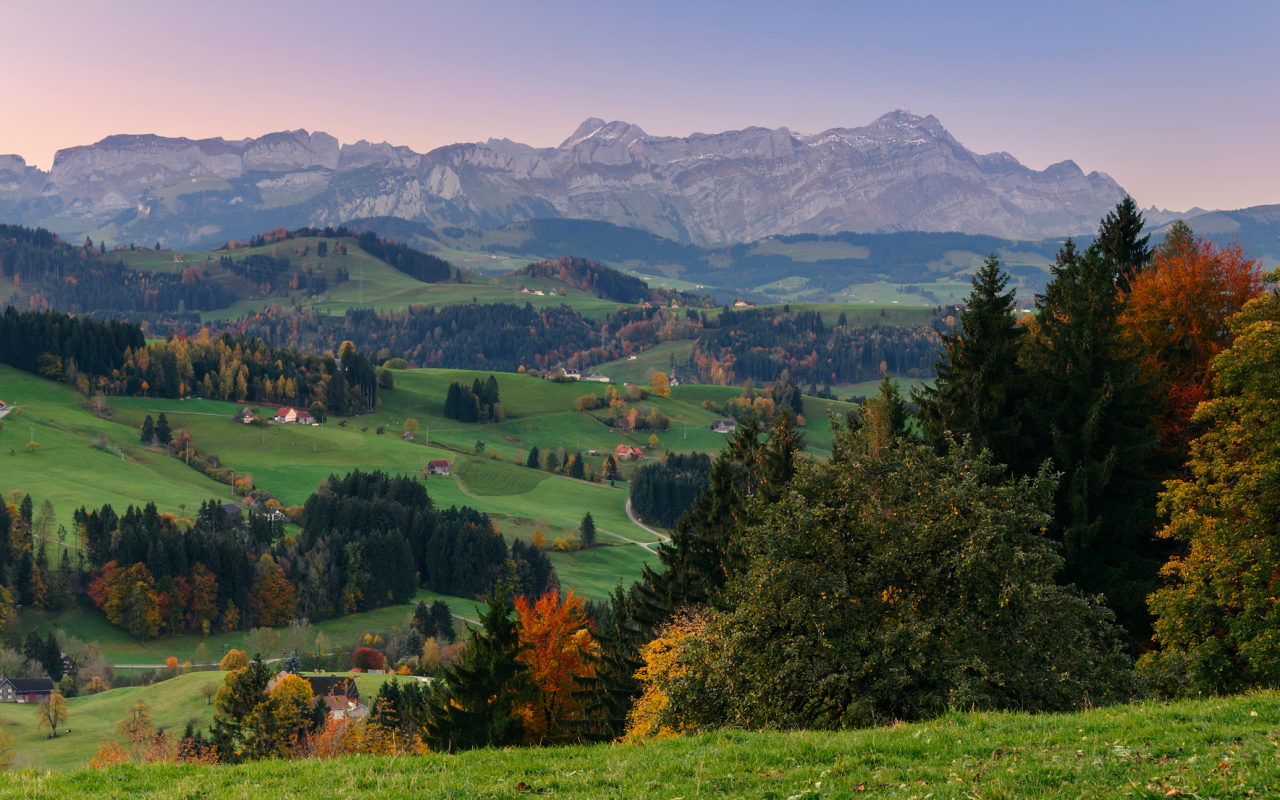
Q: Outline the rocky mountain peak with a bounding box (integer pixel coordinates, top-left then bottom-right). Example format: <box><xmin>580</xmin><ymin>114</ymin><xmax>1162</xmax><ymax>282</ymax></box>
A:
<box><xmin>0</xmin><ymin>111</ymin><xmax>1142</xmax><ymax>247</ymax></box>
<box><xmin>558</xmin><ymin>118</ymin><xmax>649</xmax><ymax>149</ymax></box>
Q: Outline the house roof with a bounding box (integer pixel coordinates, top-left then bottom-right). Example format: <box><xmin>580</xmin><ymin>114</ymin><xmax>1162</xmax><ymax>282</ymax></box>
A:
<box><xmin>222</xmin><ymin>503</ymin><xmax>240</xmax><ymax>518</ymax></box>
<box><xmin>275</xmin><ymin>407</ymin><xmax>295</xmax><ymax>416</ymax></box>
<box><xmin>428</xmin><ymin>459</ymin><xmax>450</xmax><ymax>468</ymax></box>
<box><xmin>6</xmin><ymin>677</ymin><xmax>55</xmax><ymax>692</ymax></box>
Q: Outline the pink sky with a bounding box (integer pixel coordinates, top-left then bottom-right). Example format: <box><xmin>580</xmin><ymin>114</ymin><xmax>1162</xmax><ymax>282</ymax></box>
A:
<box><xmin>3</xmin><ymin>0</ymin><xmax>1277</xmax><ymax>212</ymax></box>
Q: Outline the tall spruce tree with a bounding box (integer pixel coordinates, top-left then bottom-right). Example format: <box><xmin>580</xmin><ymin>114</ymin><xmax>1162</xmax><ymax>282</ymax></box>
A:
<box><xmin>580</xmin><ymin>512</ymin><xmax>596</xmax><ymax>547</ymax></box>
<box><xmin>1096</xmin><ymin>196</ymin><xmax>1152</xmax><ymax>294</ymax></box>
<box><xmin>572</xmin><ymin>583</ymin><xmax>647</xmax><ymax>741</ymax></box>
<box><xmin>915</xmin><ymin>254</ymin><xmax>1029</xmax><ymax>472</ymax></box>
<box><xmin>155</xmin><ymin>412</ymin><xmax>172</xmax><ymax>445</ymax></box>
<box><xmin>635</xmin><ymin>413</ymin><xmax>805</xmax><ymax>625</ymax></box>
<box><xmin>425</xmin><ymin>584</ymin><xmax>528</xmax><ymax>751</ymax></box>
<box><xmin>1024</xmin><ymin>238</ymin><xmax>1159</xmax><ymax>639</ymax></box>
<box><xmin>140</xmin><ymin>414</ymin><xmax>155</xmax><ymax>445</ymax></box>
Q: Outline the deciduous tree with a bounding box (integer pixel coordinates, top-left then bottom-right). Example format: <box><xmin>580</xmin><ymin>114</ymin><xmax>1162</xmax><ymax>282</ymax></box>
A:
<box><xmin>1142</xmin><ymin>281</ymin><xmax>1280</xmax><ymax>696</ymax></box>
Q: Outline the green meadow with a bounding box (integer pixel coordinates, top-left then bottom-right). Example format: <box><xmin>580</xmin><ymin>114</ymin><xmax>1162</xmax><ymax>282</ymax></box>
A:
<box><xmin>3</xmin><ymin>691</ymin><xmax>1276</xmax><ymax>792</ymax></box>
<box><xmin>0</xmin><ymin>668</ymin><xmax>413</xmax><ymax>771</ymax></box>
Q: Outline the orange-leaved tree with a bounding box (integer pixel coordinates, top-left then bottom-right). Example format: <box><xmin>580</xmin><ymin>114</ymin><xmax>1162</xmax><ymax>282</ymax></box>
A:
<box><xmin>250</xmin><ymin>555</ymin><xmax>296</xmax><ymax>628</ymax></box>
<box><xmin>1120</xmin><ymin>225</ymin><xmax>1263</xmax><ymax>450</ymax></box>
<box><xmin>514</xmin><ymin>589</ymin><xmax>596</xmax><ymax>744</ymax></box>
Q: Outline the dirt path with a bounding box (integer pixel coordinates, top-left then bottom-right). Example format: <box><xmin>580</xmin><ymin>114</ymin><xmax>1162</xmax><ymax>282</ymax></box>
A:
<box><xmin>626</xmin><ymin>499</ymin><xmax>671</xmax><ymax>545</ymax></box>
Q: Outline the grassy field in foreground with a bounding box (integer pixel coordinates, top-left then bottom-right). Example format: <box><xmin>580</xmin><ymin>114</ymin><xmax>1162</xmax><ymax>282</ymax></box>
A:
<box><xmin>3</xmin><ymin>692</ymin><xmax>1277</xmax><ymax>795</ymax></box>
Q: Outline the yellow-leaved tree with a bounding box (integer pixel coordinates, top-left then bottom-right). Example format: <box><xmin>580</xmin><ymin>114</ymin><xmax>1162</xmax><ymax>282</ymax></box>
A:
<box><xmin>624</xmin><ymin>611</ymin><xmax>710</xmax><ymax>741</ymax></box>
<box><xmin>1141</xmin><ymin>277</ymin><xmax>1280</xmax><ymax>696</ymax></box>
<box><xmin>649</xmin><ymin>371</ymin><xmax>670</xmax><ymax>397</ymax></box>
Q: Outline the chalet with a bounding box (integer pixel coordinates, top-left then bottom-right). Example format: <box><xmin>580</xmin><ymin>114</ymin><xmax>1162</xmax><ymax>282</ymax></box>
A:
<box><xmin>238</xmin><ymin>407</ymin><xmax>258</xmax><ymax>424</ymax></box>
<box><xmin>614</xmin><ymin>444</ymin><xmax>644</xmax><ymax>460</ymax></box>
<box><xmin>711</xmin><ymin>419</ymin><xmax>736</xmax><ymax>434</ymax></box>
<box><xmin>0</xmin><ymin>676</ymin><xmax>56</xmax><ymax>703</ymax></box>
<box><xmin>427</xmin><ymin>459</ymin><xmax>451</xmax><ymax>476</ymax></box>
<box><xmin>267</xmin><ymin>674</ymin><xmax>364</xmax><ymax>720</ymax></box>
<box><xmin>273</xmin><ymin>407</ymin><xmax>316</xmax><ymax>425</ymax></box>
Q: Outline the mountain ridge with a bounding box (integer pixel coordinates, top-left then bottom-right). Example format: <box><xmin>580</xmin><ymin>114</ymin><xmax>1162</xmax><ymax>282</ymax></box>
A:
<box><xmin>0</xmin><ymin>112</ymin><xmax>1200</xmax><ymax>248</ymax></box>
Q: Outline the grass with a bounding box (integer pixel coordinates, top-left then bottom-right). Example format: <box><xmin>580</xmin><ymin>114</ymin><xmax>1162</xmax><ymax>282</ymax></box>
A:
<box><xmin>0</xmin><ymin>668</ymin><xmax>416</xmax><ymax>771</ymax></box>
<box><xmin>3</xmin><ymin>691</ymin><xmax>1277</xmax><ymax>794</ymax></box>
<box><xmin>18</xmin><ymin>589</ymin><xmax>486</xmax><ymax>672</ymax></box>
<box><xmin>593</xmin><ymin>340</ymin><xmax>697</xmax><ymax>385</ymax></box>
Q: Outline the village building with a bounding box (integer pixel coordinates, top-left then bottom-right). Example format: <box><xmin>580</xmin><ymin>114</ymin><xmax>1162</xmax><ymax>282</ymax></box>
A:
<box><xmin>0</xmin><ymin>677</ymin><xmax>56</xmax><ymax>704</ymax></box>
<box><xmin>427</xmin><ymin>459</ymin><xmax>451</xmax><ymax>476</ymax></box>
<box><xmin>711</xmin><ymin>419</ymin><xmax>736</xmax><ymax>434</ymax></box>
<box><xmin>272</xmin><ymin>407</ymin><xmax>315</xmax><ymax>425</ymax></box>
<box><xmin>238</xmin><ymin>407</ymin><xmax>258</xmax><ymax>424</ymax></box>
<box><xmin>613</xmin><ymin>444</ymin><xmax>644</xmax><ymax>460</ymax></box>
<box><xmin>266</xmin><ymin>674</ymin><xmax>365</xmax><ymax>720</ymax></box>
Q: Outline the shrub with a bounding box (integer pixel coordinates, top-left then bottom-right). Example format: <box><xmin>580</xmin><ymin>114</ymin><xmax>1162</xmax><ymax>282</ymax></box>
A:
<box><xmin>352</xmin><ymin>647</ymin><xmax>386</xmax><ymax>671</ymax></box>
<box><xmin>219</xmin><ymin>649</ymin><xmax>249</xmax><ymax>671</ymax></box>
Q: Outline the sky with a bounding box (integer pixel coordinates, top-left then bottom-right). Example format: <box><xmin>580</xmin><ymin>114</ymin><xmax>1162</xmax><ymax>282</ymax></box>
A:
<box><xmin>2</xmin><ymin>0</ymin><xmax>1278</xmax><ymax>212</ymax></box>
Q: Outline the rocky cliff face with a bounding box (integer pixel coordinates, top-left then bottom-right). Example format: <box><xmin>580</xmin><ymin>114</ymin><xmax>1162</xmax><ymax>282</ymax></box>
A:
<box><xmin>0</xmin><ymin>112</ymin><xmax>1132</xmax><ymax>247</ymax></box>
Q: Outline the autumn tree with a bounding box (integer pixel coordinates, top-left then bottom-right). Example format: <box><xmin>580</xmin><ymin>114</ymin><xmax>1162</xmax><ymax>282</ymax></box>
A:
<box><xmin>1141</xmin><ymin>280</ymin><xmax>1280</xmax><ymax>696</ymax></box>
<box><xmin>250</xmin><ymin>555</ymin><xmax>296</xmax><ymax>628</ymax></box>
<box><xmin>1119</xmin><ymin>231</ymin><xmax>1263</xmax><ymax>455</ymax></box>
<box><xmin>515</xmin><ymin>589</ymin><xmax>595</xmax><ymax>744</ymax></box>
<box><xmin>35</xmin><ymin>691</ymin><xmax>69</xmax><ymax>738</ymax></box>
<box><xmin>220</xmin><ymin>649</ymin><xmax>249</xmax><ymax>671</ymax></box>
<box><xmin>115</xmin><ymin>700</ymin><xmax>154</xmax><ymax>744</ymax></box>
<box><xmin>403</xmin><ymin>418</ymin><xmax>418</xmax><ymax>435</ymax></box>
<box><xmin>649</xmin><ymin>371</ymin><xmax>671</xmax><ymax>397</ymax></box>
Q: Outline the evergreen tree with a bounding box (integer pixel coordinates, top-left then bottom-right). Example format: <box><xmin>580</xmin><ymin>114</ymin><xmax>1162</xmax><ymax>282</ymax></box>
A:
<box><xmin>425</xmin><ymin>584</ymin><xmax>529</xmax><ymax>751</ymax></box>
<box><xmin>580</xmin><ymin>512</ymin><xmax>596</xmax><ymax>548</ymax></box>
<box><xmin>281</xmin><ymin>651</ymin><xmax>302</xmax><ymax>674</ymax></box>
<box><xmin>1096</xmin><ymin>197</ymin><xmax>1152</xmax><ymax>294</ymax></box>
<box><xmin>636</xmin><ymin>413</ymin><xmax>805</xmax><ymax>625</ymax></box>
<box><xmin>23</xmin><ymin>629</ymin><xmax>43</xmax><ymax>666</ymax></box>
<box><xmin>871</xmin><ymin>376</ymin><xmax>908</xmax><ymax>437</ymax></box>
<box><xmin>526</xmin><ymin>445</ymin><xmax>540</xmax><ymax>469</ymax></box>
<box><xmin>915</xmin><ymin>254</ymin><xmax>1030</xmax><ymax>472</ymax></box>
<box><xmin>44</xmin><ymin>631</ymin><xmax>63</xmax><ymax>681</ymax></box>
<box><xmin>411</xmin><ymin>601</ymin><xmax>433</xmax><ymax>637</ymax></box>
<box><xmin>603</xmin><ymin>453</ymin><xmax>619</xmax><ymax>481</ymax></box>
<box><xmin>155</xmin><ymin>413</ymin><xmax>172</xmax><ymax>445</ymax></box>
<box><xmin>1024</xmin><ymin>239</ymin><xmax>1159</xmax><ymax>639</ymax></box>
<box><xmin>572</xmin><ymin>583</ymin><xmax>647</xmax><ymax>741</ymax></box>
<box><xmin>544</xmin><ymin>451</ymin><xmax>559</xmax><ymax>473</ymax></box>
<box><xmin>569</xmin><ymin>452</ymin><xmax>585</xmax><ymax>479</ymax></box>
<box><xmin>20</xmin><ymin>495</ymin><xmax>33</xmax><ymax>524</ymax></box>
<box><xmin>140</xmin><ymin>414</ymin><xmax>155</xmax><ymax>445</ymax></box>
<box><xmin>430</xmin><ymin>600</ymin><xmax>456</xmax><ymax>642</ymax></box>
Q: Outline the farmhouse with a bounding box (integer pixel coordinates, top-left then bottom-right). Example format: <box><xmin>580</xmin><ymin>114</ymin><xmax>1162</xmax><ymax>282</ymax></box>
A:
<box><xmin>267</xmin><ymin>674</ymin><xmax>364</xmax><ymax>720</ymax></box>
<box><xmin>427</xmin><ymin>459</ymin><xmax>451</xmax><ymax>476</ymax></box>
<box><xmin>711</xmin><ymin>419</ymin><xmax>736</xmax><ymax>434</ymax></box>
<box><xmin>272</xmin><ymin>407</ymin><xmax>315</xmax><ymax>425</ymax></box>
<box><xmin>238</xmin><ymin>407</ymin><xmax>258</xmax><ymax>424</ymax></box>
<box><xmin>0</xmin><ymin>676</ymin><xmax>55</xmax><ymax>703</ymax></box>
<box><xmin>614</xmin><ymin>444</ymin><xmax>644</xmax><ymax>460</ymax></box>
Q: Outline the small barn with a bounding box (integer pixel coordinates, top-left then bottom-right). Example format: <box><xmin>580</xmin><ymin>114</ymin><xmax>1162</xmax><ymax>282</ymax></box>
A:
<box><xmin>427</xmin><ymin>459</ymin><xmax>451</xmax><ymax>476</ymax></box>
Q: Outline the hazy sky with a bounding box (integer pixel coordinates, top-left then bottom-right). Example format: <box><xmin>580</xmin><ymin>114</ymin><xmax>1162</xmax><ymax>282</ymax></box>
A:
<box><xmin>3</xmin><ymin>0</ymin><xmax>1277</xmax><ymax>211</ymax></box>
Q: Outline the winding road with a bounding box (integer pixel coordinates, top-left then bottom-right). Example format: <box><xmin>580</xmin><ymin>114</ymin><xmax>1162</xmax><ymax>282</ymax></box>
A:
<box><xmin>447</xmin><ymin>473</ymin><xmax>668</xmax><ymax>552</ymax></box>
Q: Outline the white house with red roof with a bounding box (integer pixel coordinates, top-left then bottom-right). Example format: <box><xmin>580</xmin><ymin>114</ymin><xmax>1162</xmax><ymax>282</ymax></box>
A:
<box><xmin>613</xmin><ymin>444</ymin><xmax>644</xmax><ymax>460</ymax></box>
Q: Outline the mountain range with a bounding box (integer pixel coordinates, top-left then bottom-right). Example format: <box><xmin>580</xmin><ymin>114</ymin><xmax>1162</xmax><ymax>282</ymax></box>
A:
<box><xmin>0</xmin><ymin>111</ymin><xmax>1201</xmax><ymax>249</ymax></box>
